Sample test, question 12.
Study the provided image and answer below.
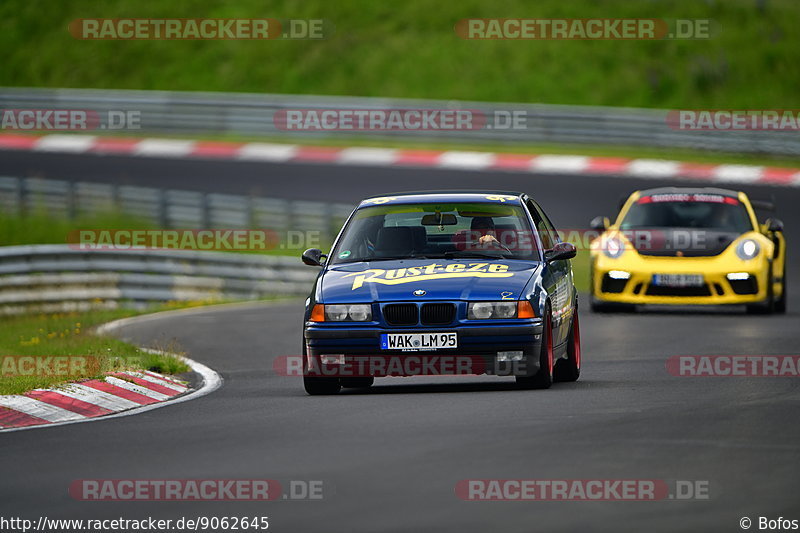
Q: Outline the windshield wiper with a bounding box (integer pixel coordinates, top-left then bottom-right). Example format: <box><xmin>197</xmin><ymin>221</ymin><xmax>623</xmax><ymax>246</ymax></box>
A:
<box><xmin>366</xmin><ymin>253</ymin><xmax>432</xmax><ymax>261</ymax></box>
<box><xmin>444</xmin><ymin>251</ymin><xmax>510</xmax><ymax>260</ymax></box>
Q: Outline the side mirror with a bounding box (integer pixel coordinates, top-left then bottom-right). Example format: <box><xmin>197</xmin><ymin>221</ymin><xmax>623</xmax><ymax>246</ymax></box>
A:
<box><xmin>545</xmin><ymin>242</ymin><xmax>577</xmax><ymax>262</ymax></box>
<box><xmin>765</xmin><ymin>218</ymin><xmax>784</xmax><ymax>232</ymax></box>
<box><xmin>302</xmin><ymin>248</ymin><xmax>327</xmax><ymax>266</ymax></box>
<box><xmin>590</xmin><ymin>216</ymin><xmax>609</xmax><ymax>231</ymax></box>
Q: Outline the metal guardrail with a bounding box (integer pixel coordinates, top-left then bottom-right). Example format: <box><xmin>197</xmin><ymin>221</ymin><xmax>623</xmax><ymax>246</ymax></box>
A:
<box><xmin>0</xmin><ymin>176</ymin><xmax>354</xmax><ymax>241</ymax></box>
<box><xmin>0</xmin><ymin>245</ymin><xmax>318</xmax><ymax>314</ymax></box>
<box><xmin>0</xmin><ymin>176</ymin><xmax>349</xmax><ymax>313</ymax></box>
<box><xmin>1</xmin><ymin>87</ymin><xmax>798</xmax><ymax>155</ymax></box>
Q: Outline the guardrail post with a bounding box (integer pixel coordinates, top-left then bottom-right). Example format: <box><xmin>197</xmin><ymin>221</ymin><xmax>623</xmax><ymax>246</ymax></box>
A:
<box><xmin>20</xmin><ymin>177</ymin><xmax>29</xmax><ymax>217</ymax></box>
<box><xmin>66</xmin><ymin>180</ymin><xmax>76</xmax><ymax>220</ymax></box>
<box><xmin>111</xmin><ymin>183</ymin><xmax>120</xmax><ymax>212</ymax></box>
<box><xmin>158</xmin><ymin>188</ymin><xmax>169</xmax><ymax>228</ymax></box>
<box><xmin>202</xmin><ymin>193</ymin><xmax>211</xmax><ymax>229</ymax></box>
<box><xmin>323</xmin><ymin>203</ymin><xmax>333</xmax><ymax>243</ymax></box>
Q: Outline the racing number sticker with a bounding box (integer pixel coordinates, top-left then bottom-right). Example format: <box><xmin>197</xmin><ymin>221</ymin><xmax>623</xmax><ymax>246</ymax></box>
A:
<box><xmin>485</xmin><ymin>195</ymin><xmax>517</xmax><ymax>202</ymax></box>
<box><xmin>363</xmin><ymin>196</ymin><xmax>397</xmax><ymax>205</ymax></box>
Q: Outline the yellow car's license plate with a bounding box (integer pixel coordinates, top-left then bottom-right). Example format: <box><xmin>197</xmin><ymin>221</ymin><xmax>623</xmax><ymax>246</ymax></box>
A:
<box><xmin>652</xmin><ymin>274</ymin><xmax>704</xmax><ymax>287</ymax></box>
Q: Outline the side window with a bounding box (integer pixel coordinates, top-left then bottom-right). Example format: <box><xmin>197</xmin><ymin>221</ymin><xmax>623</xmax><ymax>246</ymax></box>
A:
<box><xmin>526</xmin><ymin>200</ymin><xmax>556</xmax><ymax>250</ymax></box>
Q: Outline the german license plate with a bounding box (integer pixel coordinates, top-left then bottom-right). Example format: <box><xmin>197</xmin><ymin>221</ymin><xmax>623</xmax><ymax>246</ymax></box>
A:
<box><xmin>381</xmin><ymin>332</ymin><xmax>457</xmax><ymax>351</ymax></box>
<box><xmin>652</xmin><ymin>274</ymin><xmax>704</xmax><ymax>287</ymax></box>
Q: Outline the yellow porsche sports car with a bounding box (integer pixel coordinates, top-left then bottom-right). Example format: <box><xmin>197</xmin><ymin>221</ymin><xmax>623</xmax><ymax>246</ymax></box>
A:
<box><xmin>589</xmin><ymin>187</ymin><xmax>786</xmax><ymax>314</ymax></box>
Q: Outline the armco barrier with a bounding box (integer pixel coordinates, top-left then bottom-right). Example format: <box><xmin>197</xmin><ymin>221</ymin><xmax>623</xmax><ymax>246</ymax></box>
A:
<box><xmin>0</xmin><ymin>87</ymin><xmax>797</xmax><ymax>155</ymax></box>
<box><xmin>0</xmin><ymin>176</ymin><xmax>354</xmax><ymax>242</ymax></box>
<box><xmin>0</xmin><ymin>245</ymin><xmax>318</xmax><ymax>314</ymax></box>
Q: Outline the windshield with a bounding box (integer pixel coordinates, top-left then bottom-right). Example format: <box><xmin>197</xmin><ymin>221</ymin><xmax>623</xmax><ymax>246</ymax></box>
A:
<box><xmin>619</xmin><ymin>193</ymin><xmax>753</xmax><ymax>233</ymax></box>
<box><xmin>330</xmin><ymin>202</ymin><xmax>539</xmax><ymax>263</ymax></box>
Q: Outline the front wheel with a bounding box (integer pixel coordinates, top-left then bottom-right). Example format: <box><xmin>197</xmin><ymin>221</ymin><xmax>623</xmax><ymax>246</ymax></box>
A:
<box><xmin>747</xmin><ymin>264</ymin><xmax>775</xmax><ymax>315</ymax></box>
<box><xmin>517</xmin><ymin>305</ymin><xmax>553</xmax><ymax>390</ymax></box>
<box><xmin>304</xmin><ymin>375</ymin><xmax>342</xmax><ymax>395</ymax></box>
<box><xmin>775</xmin><ymin>260</ymin><xmax>787</xmax><ymax>314</ymax></box>
<box><xmin>554</xmin><ymin>309</ymin><xmax>581</xmax><ymax>382</ymax></box>
<box><xmin>340</xmin><ymin>377</ymin><xmax>374</xmax><ymax>389</ymax></box>
<box><xmin>302</xmin><ymin>347</ymin><xmax>341</xmax><ymax>395</ymax></box>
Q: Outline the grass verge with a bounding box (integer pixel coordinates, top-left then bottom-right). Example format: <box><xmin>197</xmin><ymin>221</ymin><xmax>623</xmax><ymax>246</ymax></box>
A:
<box><xmin>2</xmin><ymin>1</ymin><xmax>798</xmax><ymax>109</ymax></box>
<box><xmin>0</xmin><ymin>308</ymin><xmax>190</xmax><ymax>396</ymax></box>
<box><xmin>0</xmin><ymin>210</ymin><xmax>156</xmax><ymax>247</ymax></box>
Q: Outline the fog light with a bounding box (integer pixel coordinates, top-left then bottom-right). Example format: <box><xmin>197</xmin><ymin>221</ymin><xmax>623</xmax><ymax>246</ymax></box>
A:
<box><xmin>726</xmin><ymin>272</ymin><xmax>750</xmax><ymax>281</ymax></box>
<box><xmin>497</xmin><ymin>351</ymin><xmax>524</xmax><ymax>362</ymax></box>
<box><xmin>608</xmin><ymin>270</ymin><xmax>631</xmax><ymax>280</ymax></box>
<box><xmin>321</xmin><ymin>354</ymin><xmax>346</xmax><ymax>365</ymax></box>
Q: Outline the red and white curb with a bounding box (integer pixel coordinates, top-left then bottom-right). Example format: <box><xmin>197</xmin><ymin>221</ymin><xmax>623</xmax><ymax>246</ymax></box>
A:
<box><xmin>0</xmin><ymin>370</ymin><xmax>189</xmax><ymax>430</ymax></box>
<box><xmin>1</xmin><ymin>133</ymin><xmax>799</xmax><ymax>187</ymax></box>
<box><xmin>0</xmin><ymin>314</ymin><xmax>222</xmax><ymax>433</ymax></box>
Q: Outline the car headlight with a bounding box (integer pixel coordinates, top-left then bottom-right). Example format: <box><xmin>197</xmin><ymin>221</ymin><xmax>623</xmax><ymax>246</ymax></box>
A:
<box><xmin>313</xmin><ymin>304</ymin><xmax>373</xmax><ymax>322</ymax></box>
<box><xmin>347</xmin><ymin>304</ymin><xmax>372</xmax><ymax>321</ymax></box>
<box><xmin>468</xmin><ymin>301</ymin><xmax>518</xmax><ymax>319</ymax></box>
<box><xmin>736</xmin><ymin>239</ymin><xmax>760</xmax><ymax>260</ymax></box>
<box><xmin>603</xmin><ymin>237</ymin><xmax>625</xmax><ymax>259</ymax></box>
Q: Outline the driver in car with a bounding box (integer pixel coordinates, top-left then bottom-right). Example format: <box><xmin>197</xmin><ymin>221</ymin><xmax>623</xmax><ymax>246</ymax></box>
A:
<box><xmin>471</xmin><ymin>216</ymin><xmax>501</xmax><ymax>248</ymax></box>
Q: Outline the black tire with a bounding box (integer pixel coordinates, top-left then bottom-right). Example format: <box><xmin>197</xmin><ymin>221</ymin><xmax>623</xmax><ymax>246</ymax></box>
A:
<box><xmin>554</xmin><ymin>308</ymin><xmax>581</xmax><ymax>383</ymax></box>
<box><xmin>303</xmin><ymin>376</ymin><xmax>341</xmax><ymax>395</ymax></box>
<box><xmin>517</xmin><ymin>304</ymin><xmax>553</xmax><ymax>390</ymax></box>
<box><xmin>302</xmin><ymin>339</ymin><xmax>341</xmax><ymax>395</ymax></box>
<box><xmin>340</xmin><ymin>377</ymin><xmax>374</xmax><ymax>389</ymax></box>
<box><xmin>747</xmin><ymin>264</ymin><xmax>775</xmax><ymax>315</ymax></box>
<box><xmin>775</xmin><ymin>261</ymin><xmax>787</xmax><ymax>314</ymax></box>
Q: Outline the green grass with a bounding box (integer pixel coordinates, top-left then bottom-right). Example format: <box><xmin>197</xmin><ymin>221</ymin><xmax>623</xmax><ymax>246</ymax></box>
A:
<box><xmin>0</xmin><ymin>210</ymin><xmax>156</xmax><ymax>247</ymax></box>
<box><xmin>0</xmin><ymin>210</ymin><xmax>329</xmax><ymax>254</ymax></box>
<box><xmin>571</xmin><ymin>251</ymin><xmax>590</xmax><ymax>293</ymax></box>
<box><xmin>0</xmin><ymin>308</ymin><xmax>190</xmax><ymax>395</ymax></box>
<box><xmin>1</xmin><ymin>0</ymin><xmax>797</xmax><ymax>109</ymax></box>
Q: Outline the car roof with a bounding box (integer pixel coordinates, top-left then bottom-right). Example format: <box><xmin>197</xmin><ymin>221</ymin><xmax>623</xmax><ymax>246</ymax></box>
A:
<box><xmin>358</xmin><ymin>190</ymin><xmax>526</xmax><ymax>206</ymax></box>
<box><xmin>637</xmin><ymin>186</ymin><xmax>741</xmax><ymax>198</ymax></box>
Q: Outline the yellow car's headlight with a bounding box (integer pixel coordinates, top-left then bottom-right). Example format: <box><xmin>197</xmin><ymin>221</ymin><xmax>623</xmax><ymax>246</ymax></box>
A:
<box><xmin>735</xmin><ymin>239</ymin><xmax>760</xmax><ymax>260</ymax></box>
<box><xmin>603</xmin><ymin>237</ymin><xmax>625</xmax><ymax>259</ymax></box>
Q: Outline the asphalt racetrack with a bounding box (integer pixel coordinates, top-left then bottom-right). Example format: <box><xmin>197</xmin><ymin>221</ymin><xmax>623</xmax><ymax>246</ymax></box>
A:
<box><xmin>0</xmin><ymin>150</ymin><xmax>798</xmax><ymax>532</ymax></box>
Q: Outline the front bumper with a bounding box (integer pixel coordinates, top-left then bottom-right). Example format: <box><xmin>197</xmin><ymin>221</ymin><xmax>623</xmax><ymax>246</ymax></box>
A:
<box><xmin>592</xmin><ymin>254</ymin><xmax>769</xmax><ymax>305</ymax></box>
<box><xmin>304</xmin><ymin>320</ymin><xmax>543</xmax><ymax>377</ymax></box>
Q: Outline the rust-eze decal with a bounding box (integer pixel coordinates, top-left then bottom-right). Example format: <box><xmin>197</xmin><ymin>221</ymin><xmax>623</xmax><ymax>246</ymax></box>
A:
<box><xmin>343</xmin><ymin>263</ymin><xmax>513</xmax><ymax>290</ymax></box>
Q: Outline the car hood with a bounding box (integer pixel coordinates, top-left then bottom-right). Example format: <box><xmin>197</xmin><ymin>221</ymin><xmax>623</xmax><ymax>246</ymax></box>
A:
<box><xmin>320</xmin><ymin>259</ymin><xmax>540</xmax><ymax>303</ymax></box>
